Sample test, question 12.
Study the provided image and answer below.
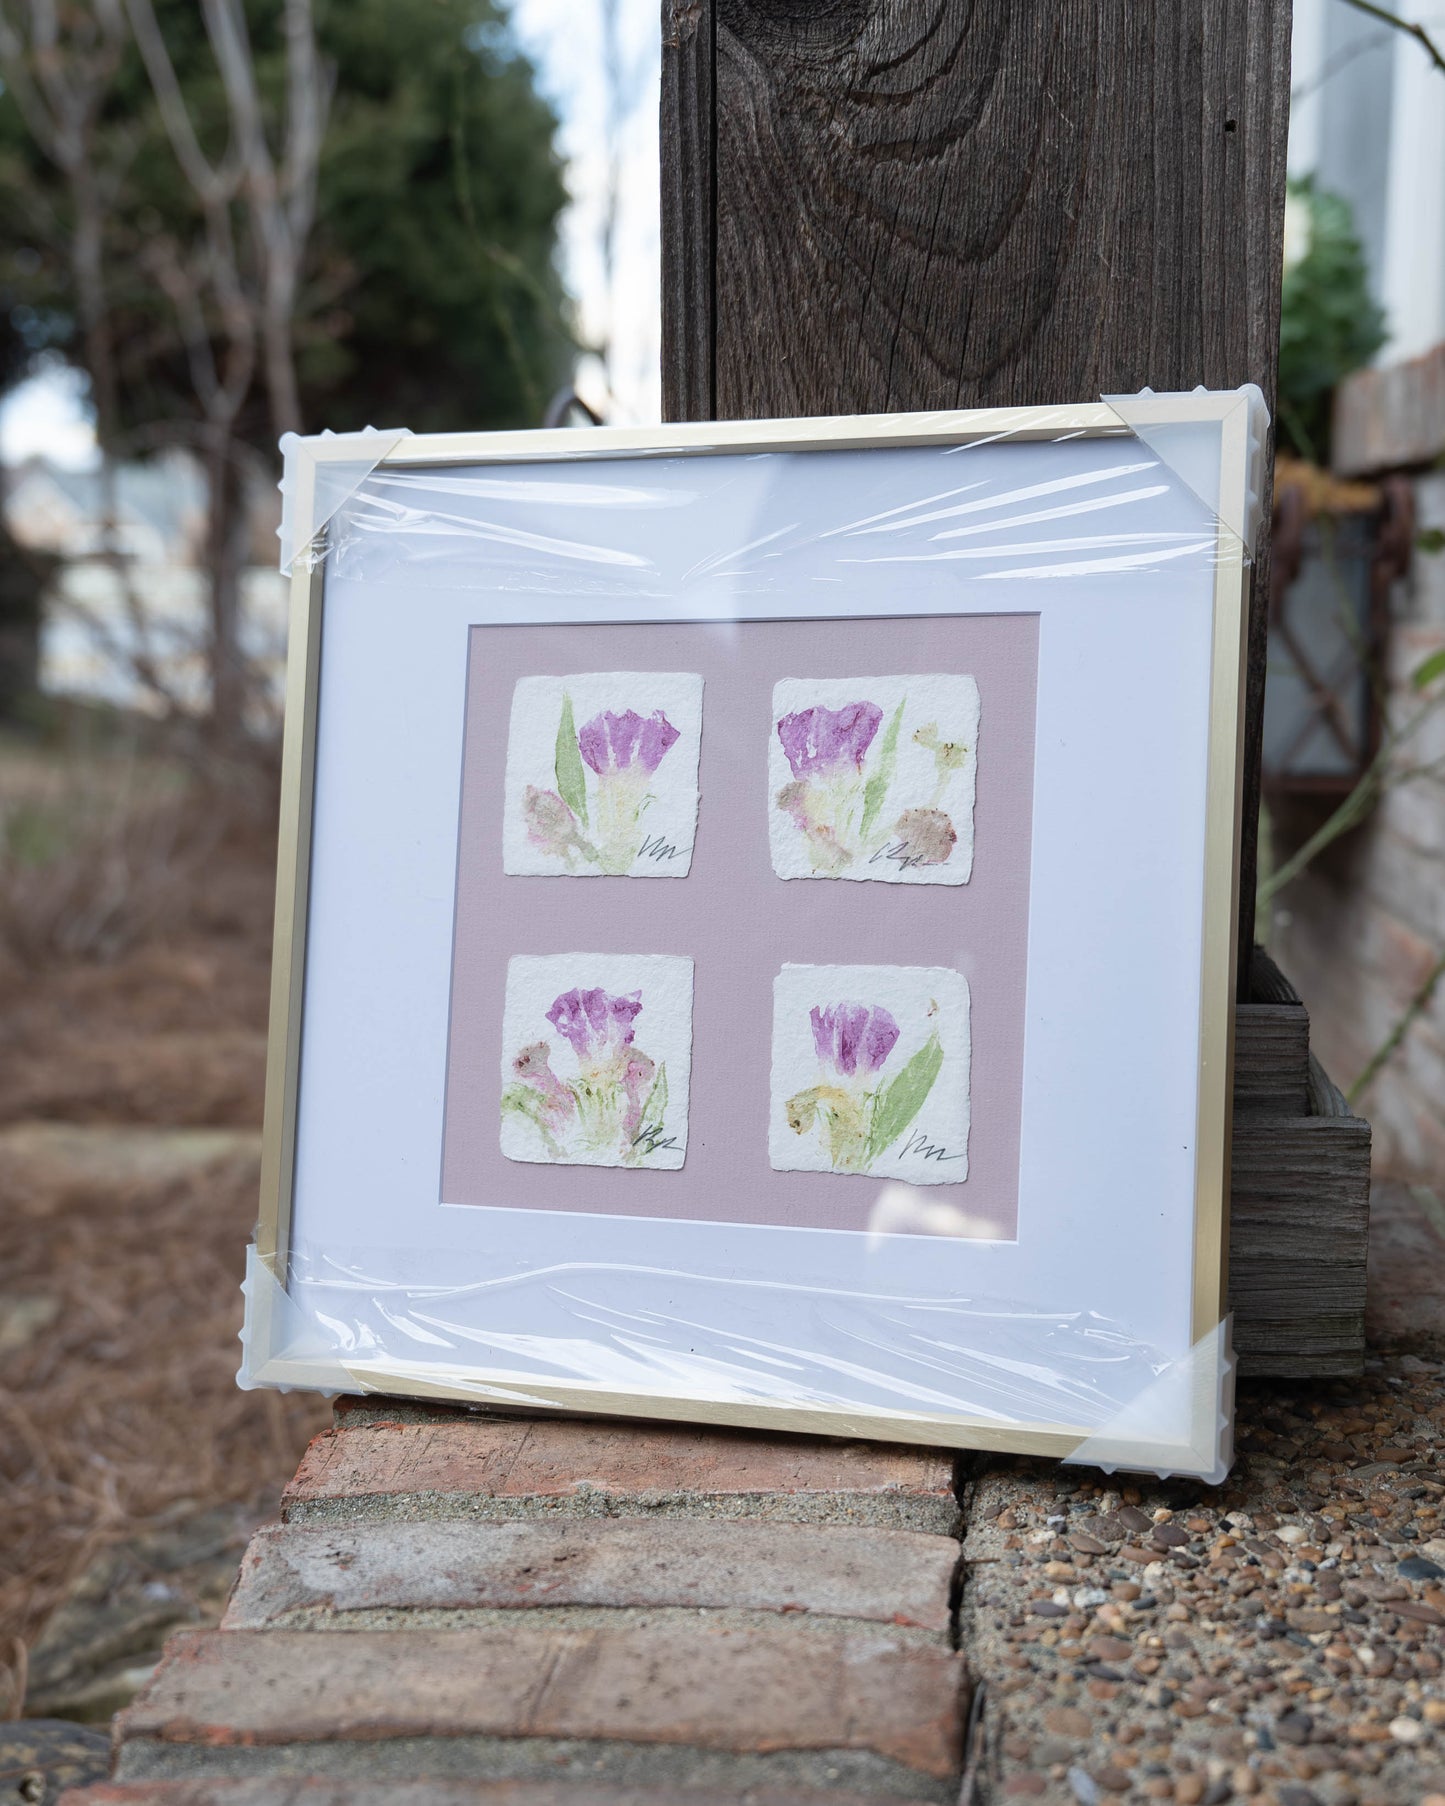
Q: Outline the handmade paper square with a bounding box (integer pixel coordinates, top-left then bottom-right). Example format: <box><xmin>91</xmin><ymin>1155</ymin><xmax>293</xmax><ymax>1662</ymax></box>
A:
<box><xmin>503</xmin><ymin>672</ymin><xmax>703</xmax><ymax>877</ymax></box>
<box><xmin>500</xmin><ymin>953</ymin><xmax>693</xmax><ymax>1170</ymax></box>
<box><xmin>769</xmin><ymin>963</ymin><xmax>971</xmax><ymax>1185</ymax></box>
<box><xmin>768</xmin><ymin>675</ymin><xmax>979</xmax><ymax>884</ymax></box>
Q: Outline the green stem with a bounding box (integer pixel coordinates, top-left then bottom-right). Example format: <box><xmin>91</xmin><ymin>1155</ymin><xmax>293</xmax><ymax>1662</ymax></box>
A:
<box><xmin>1259</xmin><ymin>707</ymin><xmax>1445</xmax><ymax>909</ymax></box>
<box><xmin>1348</xmin><ymin>948</ymin><xmax>1445</xmax><ymax>1104</ymax></box>
<box><xmin>1339</xmin><ymin>0</ymin><xmax>1445</xmax><ymax>76</ymax></box>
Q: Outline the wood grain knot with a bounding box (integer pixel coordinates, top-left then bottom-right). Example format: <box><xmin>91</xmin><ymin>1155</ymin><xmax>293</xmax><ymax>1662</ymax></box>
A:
<box><xmin>664</xmin><ymin>0</ymin><xmax>704</xmax><ymax>48</ymax></box>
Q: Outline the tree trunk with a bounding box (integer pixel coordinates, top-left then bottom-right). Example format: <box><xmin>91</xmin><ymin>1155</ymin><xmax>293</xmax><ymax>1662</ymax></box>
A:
<box><xmin>205</xmin><ymin>437</ymin><xmax>248</xmax><ymax>743</ymax></box>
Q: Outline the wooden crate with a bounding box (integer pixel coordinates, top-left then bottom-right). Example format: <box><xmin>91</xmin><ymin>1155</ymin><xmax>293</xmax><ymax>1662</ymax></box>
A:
<box><xmin>1230</xmin><ymin>951</ymin><xmax>1371</xmax><ymax>1377</ymax></box>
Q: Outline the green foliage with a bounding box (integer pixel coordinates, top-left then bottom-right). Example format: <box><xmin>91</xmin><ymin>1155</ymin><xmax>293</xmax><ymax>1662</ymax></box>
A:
<box><xmin>865</xmin><ymin>1032</ymin><xmax>943</xmax><ymax>1165</ymax></box>
<box><xmin>1277</xmin><ymin>178</ymin><xmax>1387</xmax><ymax>463</ymax></box>
<box><xmin>637</xmin><ymin>1060</ymin><xmax>668</xmax><ymax>1145</ymax></box>
<box><xmin>1412</xmin><ymin>647</ymin><xmax>1445</xmax><ymax>691</ymax></box>
<box><xmin>500</xmin><ymin>1083</ymin><xmax>564</xmax><ymax>1157</ymax></box>
<box><xmin>554</xmin><ymin>692</ymin><xmax>588</xmax><ymax>824</ymax></box>
<box><xmin>302</xmin><ymin>0</ymin><xmax>571</xmax><ymax>432</ymax></box>
<box><xmin>0</xmin><ymin>0</ymin><xmax>571</xmax><ymax>441</ymax></box>
<box><xmin>860</xmin><ymin>698</ymin><xmax>904</xmax><ymax>842</ymax></box>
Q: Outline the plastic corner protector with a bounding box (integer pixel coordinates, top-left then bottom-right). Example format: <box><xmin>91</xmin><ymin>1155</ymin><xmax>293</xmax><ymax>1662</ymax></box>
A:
<box><xmin>238</xmin><ymin>1242</ymin><xmax>565</xmax><ymax>1412</ymax></box>
<box><xmin>1103</xmin><ymin>386</ymin><xmax>1270</xmax><ymax>558</ymax></box>
<box><xmin>1061</xmin><ymin>1316</ymin><xmax>1236</xmax><ymax>1485</ymax></box>
<box><xmin>238</xmin><ymin>1241</ymin><xmax>351</xmax><ymax>1396</ymax></box>
<box><xmin>277</xmin><ymin>426</ymin><xmax>412</xmax><ymax>575</ymax></box>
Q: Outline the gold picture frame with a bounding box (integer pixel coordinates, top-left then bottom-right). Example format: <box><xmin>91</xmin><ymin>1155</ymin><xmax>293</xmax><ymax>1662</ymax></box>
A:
<box><xmin>245</xmin><ymin>394</ymin><xmax>1258</xmax><ymax>1478</ymax></box>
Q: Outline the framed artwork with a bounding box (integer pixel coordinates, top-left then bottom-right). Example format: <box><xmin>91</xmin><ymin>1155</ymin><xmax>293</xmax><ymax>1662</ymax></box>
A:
<box><xmin>243</xmin><ymin>393</ymin><xmax>1263</xmax><ymax>1480</ymax></box>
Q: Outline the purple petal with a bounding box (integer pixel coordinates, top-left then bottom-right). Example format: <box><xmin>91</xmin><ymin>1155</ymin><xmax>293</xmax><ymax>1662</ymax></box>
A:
<box><xmin>545</xmin><ymin>988</ymin><xmax>589</xmax><ymax>1056</ymax></box>
<box><xmin>777</xmin><ymin>702</ymin><xmax>883</xmax><ymax>777</ymax></box>
<box><xmin>859</xmin><ymin>1006</ymin><xmax>900</xmax><ymax>1073</ymax></box>
<box><xmin>545</xmin><ymin>985</ymin><xmax>642</xmax><ymax>1059</ymax></box>
<box><xmin>608</xmin><ymin>992</ymin><xmax>643</xmax><ymax>1037</ymax></box>
<box><xmin>578</xmin><ymin>709</ymin><xmax>679</xmax><ymax>776</ymax></box>
<box><xmin>634</xmin><ymin>710</ymin><xmax>680</xmax><ymax>774</ymax></box>
<box><xmin>576</xmin><ymin>714</ymin><xmax>611</xmax><ymax>775</ymax></box>
<box><xmin>582</xmin><ymin>987</ymin><xmax>610</xmax><ymax>1043</ymax></box>
<box><xmin>809</xmin><ymin>1001</ymin><xmax>900</xmax><ymax>1076</ymax></box>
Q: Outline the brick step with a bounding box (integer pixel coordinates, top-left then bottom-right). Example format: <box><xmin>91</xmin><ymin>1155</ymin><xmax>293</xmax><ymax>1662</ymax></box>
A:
<box><xmin>223</xmin><ymin>1517</ymin><xmax>958</xmax><ymax>1635</ymax></box>
<box><xmin>113</xmin><ymin>1624</ymin><xmax>966</xmax><ymax>1783</ymax></box>
<box><xmin>284</xmin><ymin>1414</ymin><xmax>958</xmax><ymax>1535</ymax></box>
<box><xmin>61</xmin><ymin>1783</ymin><xmax>896</xmax><ymax>1805</ymax></box>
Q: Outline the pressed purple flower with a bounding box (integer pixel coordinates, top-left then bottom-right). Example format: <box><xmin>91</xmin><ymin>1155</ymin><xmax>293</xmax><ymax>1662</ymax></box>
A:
<box><xmin>810</xmin><ymin>1002</ymin><xmax>900</xmax><ymax>1078</ymax></box>
<box><xmin>776</xmin><ymin>702</ymin><xmax>883</xmax><ymax>778</ymax></box>
<box><xmin>578</xmin><ymin>709</ymin><xmax>680</xmax><ymax>777</ymax></box>
<box><xmin>511</xmin><ymin>1042</ymin><xmax>577</xmax><ymax>1132</ymax></box>
<box><xmin>619</xmin><ymin>1047</ymin><xmax>657</xmax><ymax>1142</ymax></box>
<box><xmin>522</xmin><ymin>785</ymin><xmax>590</xmax><ymax>860</ymax></box>
<box><xmin>546</xmin><ymin>986</ymin><xmax>643</xmax><ymax>1060</ymax></box>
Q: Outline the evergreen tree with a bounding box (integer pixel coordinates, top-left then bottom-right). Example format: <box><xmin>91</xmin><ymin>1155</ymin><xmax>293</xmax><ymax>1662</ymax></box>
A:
<box><xmin>0</xmin><ymin>0</ymin><xmax>573</xmax><ymax>449</ymax></box>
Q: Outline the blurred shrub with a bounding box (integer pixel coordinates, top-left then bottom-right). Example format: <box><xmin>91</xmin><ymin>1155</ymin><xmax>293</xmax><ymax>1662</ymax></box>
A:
<box><xmin>1278</xmin><ymin>177</ymin><xmax>1387</xmax><ymax>464</ymax></box>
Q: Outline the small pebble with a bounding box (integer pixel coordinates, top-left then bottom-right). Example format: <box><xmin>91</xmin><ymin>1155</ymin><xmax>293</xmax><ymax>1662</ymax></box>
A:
<box><xmin>975</xmin><ymin>1358</ymin><xmax>1445</xmax><ymax>1805</ymax></box>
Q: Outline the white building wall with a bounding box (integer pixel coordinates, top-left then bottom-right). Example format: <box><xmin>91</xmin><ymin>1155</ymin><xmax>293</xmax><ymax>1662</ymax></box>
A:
<box><xmin>1289</xmin><ymin>0</ymin><xmax>1445</xmax><ymax>364</ymax></box>
<box><xmin>1378</xmin><ymin>19</ymin><xmax>1445</xmax><ymax>360</ymax></box>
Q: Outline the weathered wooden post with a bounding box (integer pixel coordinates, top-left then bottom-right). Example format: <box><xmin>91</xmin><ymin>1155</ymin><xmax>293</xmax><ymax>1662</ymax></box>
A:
<box><xmin>661</xmin><ymin>0</ymin><xmax>1372</xmax><ymax>1376</ymax></box>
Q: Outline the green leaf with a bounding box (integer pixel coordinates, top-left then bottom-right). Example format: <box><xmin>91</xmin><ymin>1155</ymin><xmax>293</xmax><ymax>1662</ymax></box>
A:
<box><xmin>1416</xmin><ymin>527</ymin><xmax>1445</xmax><ymax>557</ymax></box>
<box><xmin>555</xmin><ymin>692</ymin><xmax>589</xmax><ymax>825</ymax></box>
<box><xmin>865</xmin><ymin>1034</ymin><xmax>944</xmax><ymax>1165</ymax></box>
<box><xmin>636</xmin><ymin>1060</ymin><xmax>668</xmax><ymax>1146</ymax></box>
<box><xmin>860</xmin><ymin>698</ymin><xmax>906</xmax><ymax>841</ymax></box>
<box><xmin>1412</xmin><ymin>648</ymin><xmax>1445</xmax><ymax>691</ymax></box>
<box><xmin>1278</xmin><ymin>177</ymin><xmax>1386</xmax><ymax>459</ymax></box>
<box><xmin>501</xmin><ymin>1084</ymin><xmax>564</xmax><ymax>1157</ymax></box>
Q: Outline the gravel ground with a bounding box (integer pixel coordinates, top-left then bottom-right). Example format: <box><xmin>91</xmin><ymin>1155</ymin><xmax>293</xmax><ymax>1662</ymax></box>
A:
<box><xmin>959</xmin><ymin>1186</ymin><xmax>1445</xmax><ymax>1806</ymax></box>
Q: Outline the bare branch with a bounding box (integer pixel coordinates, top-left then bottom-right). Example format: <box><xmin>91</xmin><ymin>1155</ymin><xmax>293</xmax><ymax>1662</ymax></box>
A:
<box><xmin>195</xmin><ymin>0</ymin><xmax>324</xmax><ymax>434</ymax></box>
<box><xmin>1339</xmin><ymin>0</ymin><xmax>1445</xmax><ymax>75</ymax></box>
<box><xmin>142</xmin><ymin>237</ymin><xmax>224</xmax><ymax>413</ymax></box>
<box><xmin>124</xmin><ymin>0</ymin><xmax>235</xmax><ymax>202</ymax></box>
<box><xmin>0</xmin><ymin>4</ymin><xmax>63</xmax><ymax>160</ymax></box>
<box><xmin>281</xmin><ymin>0</ymin><xmax>330</xmax><ymax>243</ymax></box>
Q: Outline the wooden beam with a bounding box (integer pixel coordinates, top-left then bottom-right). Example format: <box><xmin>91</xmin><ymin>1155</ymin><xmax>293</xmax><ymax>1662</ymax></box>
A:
<box><xmin>660</xmin><ymin>0</ymin><xmax>714</xmax><ymax>423</ymax></box>
<box><xmin>658</xmin><ymin>2</ymin><xmax>1377</xmax><ymax>1381</ymax></box>
<box><xmin>660</xmin><ymin>0</ymin><xmax>1293</xmax><ymax>995</ymax></box>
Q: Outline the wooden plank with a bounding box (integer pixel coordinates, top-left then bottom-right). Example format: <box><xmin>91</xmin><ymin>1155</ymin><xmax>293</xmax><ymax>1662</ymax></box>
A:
<box><xmin>696</xmin><ymin>0</ymin><xmax>1291</xmax><ymax>421</ymax></box>
<box><xmin>1233</xmin><ymin>1002</ymin><xmax>1310</xmax><ymax>1118</ymax></box>
<box><xmin>1250</xmin><ymin>945</ymin><xmax>1302</xmax><ymax>1007</ymax></box>
<box><xmin>1229</xmin><ymin>1113</ymin><xmax>1372</xmax><ymax>1377</ymax></box>
<box><xmin>661</xmin><ymin>0</ymin><xmax>1291</xmax><ymax>999</ymax></box>
<box><xmin>1306</xmin><ymin>1050</ymin><xmax>1354</xmax><ymax>1120</ymax></box>
<box><xmin>658</xmin><ymin>5</ymin><xmax>1374</xmax><ymax>1378</ymax></box>
<box><xmin>660</xmin><ymin>0</ymin><xmax>714</xmax><ymax>423</ymax></box>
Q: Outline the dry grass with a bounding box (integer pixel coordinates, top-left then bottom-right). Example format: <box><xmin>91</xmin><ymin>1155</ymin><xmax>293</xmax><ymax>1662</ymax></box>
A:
<box><xmin>0</xmin><ymin>728</ymin><xmax>275</xmax><ymax>975</ymax></box>
<box><xmin>0</xmin><ymin>733</ymin><xmax>278</xmax><ymax>1128</ymax></box>
<box><xmin>0</xmin><ymin>1154</ymin><xmax>329</xmax><ymax>1718</ymax></box>
<box><xmin>0</xmin><ymin>729</ymin><xmax>329</xmax><ymax>1719</ymax></box>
